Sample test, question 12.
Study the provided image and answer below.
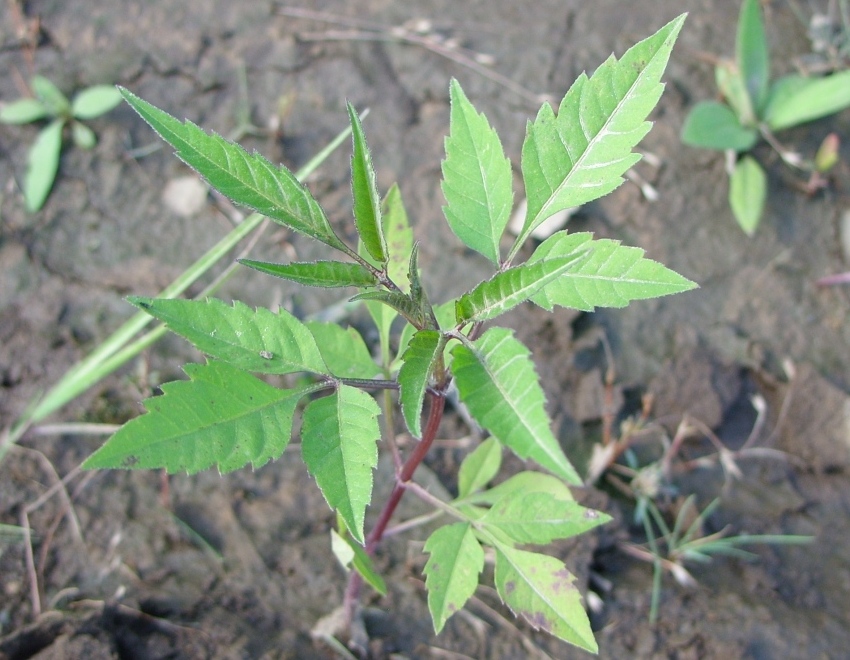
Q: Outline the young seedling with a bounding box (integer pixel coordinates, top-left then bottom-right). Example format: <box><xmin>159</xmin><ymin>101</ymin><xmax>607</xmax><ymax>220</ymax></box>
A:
<box><xmin>681</xmin><ymin>0</ymin><xmax>850</xmax><ymax>235</ymax></box>
<box><xmin>83</xmin><ymin>15</ymin><xmax>696</xmax><ymax>653</ymax></box>
<box><xmin>0</xmin><ymin>76</ymin><xmax>123</xmax><ymax>211</ymax></box>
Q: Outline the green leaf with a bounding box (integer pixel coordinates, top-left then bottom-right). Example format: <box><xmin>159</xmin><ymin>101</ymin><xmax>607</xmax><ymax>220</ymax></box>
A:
<box><xmin>512</xmin><ymin>14</ymin><xmax>685</xmax><ymax>259</ymax></box>
<box><xmin>457</xmin><ymin>437</ymin><xmax>502</xmax><ymax>498</ymax></box>
<box><xmin>331</xmin><ymin>529</ymin><xmax>387</xmax><ymax>595</ymax></box>
<box><xmin>451</xmin><ymin>328</ymin><xmax>581</xmax><ymax>484</ymax></box>
<box><xmin>527</xmin><ymin>232</ymin><xmax>697</xmax><ymax>311</ymax></box>
<box><xmin>71</xmin><ymin>85</ymin><xmax>123</xmax><ymax>119</ymax></box>
<box><xmin>763</xmin><ymin>71</ymin><xmax>850</xmax><ymax>131</ymax></box>
<box><xmin>348</xmin><ymin>103</ymin><xmax>386</xmax><ymax>263</ymax></box>
<box><xmin>129</xmin><ymin>297</ymin><xmax>329</xmax><ymax>375</ymax></box>
<box><xmin>423</xmin><ymin>523</ymin><xmax>484</xmax><ymax>633</ymax></box>
<box><xmin>238</xmin><ymin>259</ymin><xmax>378</xmax><ymax>288</ymax></box>
<box><xmin>381</xmin><ymin>183</ymin><xmax>414</xmax><ymax>291</ymax></box>
<box><xmin>681</xmin><ymin>101</ymin><xmax>758</xmax><ymax>151</ymax></box>
<box><xmin>31</xmin><ymin>76</ymin><xmax>70</xmax><ymax>116</ymax></box>
<box><xmin>0</xmin><ymin>98</ymin><xmax>48</xmax><ymax>124</ymax></box>
<box><xmin>83</xmin><ymin>361</ymin><xmax>309</xmax><ymax>473</ymax></box>
<box><xmin>493</xmin><ymin>544</ymin><xmax>596</xmax><ymax>652</ymax></box>
<box><xmin>455</xmin><ymin>255</ymin><xmax>586</xmax><ymax>324</ymax></box>
<box><xmin>71</xmin><ymin>120</ymin><xmax>96</xmax><ymax>149</ymax></box>
<box><xmin>301</xmin><ymin>385</ymin><xmax>381</xmax><ymax>545</ymax></box>
<box><xmin>736</xmin><ymin>0</ymin><xmax>770</xmax><ymax>114</ymax></box>
<box><xmin>464</xmin><ymin>471</ymin><xmax>575</xmax><ymax>506</ymax></box>
<box><xmin>398</xmin><ymin>330</ymin><xmax>444</xmax><ymax>437</ymax></box>
<box><xmin>304</xmin><ymin>320</ymin><xmax>381</xmax><ymax>379</ymax></box>
<box><xmin>24</xmin><ymin>119</ymin><xmax>63</xmax><ymax>212</ymax></box>
<box><xmin>715</xmin><ymin>61</ymin><xmax>757</xmax><ymax>127</ymax></box>
<box><xmin>352</xmin><ymin>290</ymin><xmax>424</xmax><ymax>329</ymax></box>
<box><xmin>119</xmin><ymin>88</ymin><xmax>345</xmax><ymax>250</ymax></box>
<box><xmin>729</xmin><ymin>155</ymin><xmax>766</xmax><ymax>236</ymax></box>
<box><xmin>441</xmin><ymin>78</ymin><xmax>513</xmax><ymax>265</ymax></box>
<box><xmin>480</xmin><ymin>492</ymin><xmax>610</xmax><ymax>545</ymax></box>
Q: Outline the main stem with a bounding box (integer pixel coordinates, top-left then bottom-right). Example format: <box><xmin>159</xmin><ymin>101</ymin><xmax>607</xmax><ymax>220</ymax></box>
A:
<box><xmin>343</xmin><ymin>389</ymin><xmax>446</xmax><ymax>622</ymax></box>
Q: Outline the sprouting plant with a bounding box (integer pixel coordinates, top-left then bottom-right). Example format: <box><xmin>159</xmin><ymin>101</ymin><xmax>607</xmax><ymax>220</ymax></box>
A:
<box><xmin>81</xmin><ymin>16</ymin><xmax>695</xmax><ymax>653</ymax></box>
<box><xmin>620</xmin><ymin>495</ymin><xmax>812</xmax><ymax>623</ymax></box>
<box><xmin>681</xmin><ymin>0</ymin><xmax>850</xmax><ymax>235</ymax></box>
<box><xmin>0</xmin><ymin>75</ymin><xmax>123</xmax><ymax>212</ymax></box>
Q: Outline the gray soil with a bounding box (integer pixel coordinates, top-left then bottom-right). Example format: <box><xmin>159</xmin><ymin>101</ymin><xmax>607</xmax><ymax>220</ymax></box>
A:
<box><xmin>2</xmin><ymin>1</ymin><xmax>849</xmax><ymax>658</ymax></box>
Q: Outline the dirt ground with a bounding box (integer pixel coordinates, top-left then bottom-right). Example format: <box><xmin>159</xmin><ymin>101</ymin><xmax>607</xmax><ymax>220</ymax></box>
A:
<box><xmin>2</xmin><ymin>1</ymin><xmax>850</xmax><ymax>658</ymax></box>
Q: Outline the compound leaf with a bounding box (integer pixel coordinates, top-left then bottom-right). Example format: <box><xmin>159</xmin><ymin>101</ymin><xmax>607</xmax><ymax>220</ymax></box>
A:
<box><xmin>513</xmin><ymin>14</ymin><xmax>685</xmax><ymax>258</ymax></box>
<box><xmin>729</xmin><ymin>155</ymin><xmax>766</xmax><ymax>236</ymax></box>
<box><xmin>457</xmin><ymin>437</ymin><xmax>502</xmax><ymax>498</ymax></box>
<box><xmin>119</xmin><ymin>88</ymin><xmax>344</xmax><ymax>250</ymax></box>
<box><xmin>83</xmin><ymin>361</ymin><xmax>309</xmax><ymax>474</ymax></box>
<box><xmin>763</xmin><ymin>71</ymin><xmax>850</xmax><ymax>131</ymax></box>
<box><xmin>493</xmin><ymin>544</ymin><xmax>596</xmax><ymax>652</ymax></box>
<box><xmin>480</xmin><ymin>492</ymin><xmax>610</xmax><ymax>545</ymax></box>
<box><xmin>129</xmin><ymin>297</ymin><xmax>329</xmax><ymax>376</ymax></box>
<box><xmin>71</xmin><ymin>85</ymin><xmax>123</xmax><ymax>120</ymax></box>
<box><xmin>301</xmin><ymin>385</ymin><xmax>381</xmax><ymax>544</ymax></box>
<box><xmin>441</xmin><ymin>78</ymin><xmax>513</xmax><ymax>265</ymax></box>
<box><xmin>527</xmin><ymin>232</ymin><xmax>697</xmax><ymax>311</ymax></box>
<box><xmin>398</xmin><ymin>330</ymin><xmax>444</xmax><ymax>437</ymax></box>
<box><xmin>681</xmin><ymin>100</ymin><xmax>758</xmax><ymax>151</ymax></box>
<box><xmin>423</xmin><ymin>523</ymin><xmax>484</xmax><ymax>633</ymax></box>
<box><xmin>305</xmin><ymin>320</ymin><xmax>381</xmax><ymax>379</ymax></box>
<box><xmin>24</xmin><ymin>118</ymin><xmax>63</xmax><ymax>212</ymax></box>
<box><xmin>239</xmin><ymin>259</ymin><xmax>378</xmax><ymax>288</ymax></box>
<box><xmin>736</xmin><ymin>0</ymin><xmax>770</xmax><ymax>114</ymax></box>
<box><xmin>348</xmin><ymin>103</ymin><xmax>386</xmax><ymax>262</ymax></box>
<box><xmin>451</xmin><ymin>328</ymin><xmax>581</xmax><ymax>484</ymax></box>
<box><xmin>455</xmin><ymin>255</ymin><xmax>586</xmax><ymax>324</ymax></box>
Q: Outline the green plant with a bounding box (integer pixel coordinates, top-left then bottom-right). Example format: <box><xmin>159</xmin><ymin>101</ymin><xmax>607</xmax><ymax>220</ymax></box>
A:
<box><xmin>681</xmin><ymin>0</ymin><xmax>850</xmax><ymax>235</ymax></box>
<box><xmin>82</xmin><ymin>16</ymin><xmax>695</xmax><ymax>653</ymax></box>
<box><xmin>0</xmin><ymin>75</ymin><xmax>122</xmax><ymax>211</ymax></box>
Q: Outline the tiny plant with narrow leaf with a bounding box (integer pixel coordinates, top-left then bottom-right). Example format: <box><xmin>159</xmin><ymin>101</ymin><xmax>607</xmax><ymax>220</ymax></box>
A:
<box><xmin>84</xmin><ymin>15</ymin><xmax>695</xmax><ymax>653</ymax></box>
<box><xmin>681</xmin><ymin>0</ymin><xmax>850</xmax><ymax>235</ymax></box>
<box><xmin>0</xmin><ymin>76</ymin><xmax>123</xmax><ymax>212</ymax></box>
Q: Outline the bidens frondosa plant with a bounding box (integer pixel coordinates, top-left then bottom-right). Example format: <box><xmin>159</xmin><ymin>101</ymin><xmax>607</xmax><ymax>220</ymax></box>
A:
<box><xmin>84</xmin><ymin>15</ymin><xmax>694</xmax><ymax>653</ymax></box>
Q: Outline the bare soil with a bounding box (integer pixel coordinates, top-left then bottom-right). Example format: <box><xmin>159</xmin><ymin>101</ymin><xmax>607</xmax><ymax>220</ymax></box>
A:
<box><xmin>2</xmin><ymin>1</ymin><xmax>849</xmax><ymax>658</ymax></box>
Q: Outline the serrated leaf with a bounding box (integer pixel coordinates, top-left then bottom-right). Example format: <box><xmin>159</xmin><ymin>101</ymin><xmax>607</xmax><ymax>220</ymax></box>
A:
<box><xmin>71</xmin><ymin>85</ymin><xmax>123</xmax><ymax>119</ymax></box>
<box><xmin>493</xmin><ymin>544</ymin><xmax>596</xmax><ymax>652</ymax></box>
<box><xmin>464</xmin><ymin>471</ymin><xmax>576</xmax><ymax>506</ymax></box>
<box><xmin>441</xmin><ymin>78</ymin><xmax>513</xmax><ymax>265</ymax></box>
<box><xmin>348</xmin><ymin>103</ymin><xmax>386</xmax><ymax>263</ymax></box>
<box><xmin>352</xmin><ymin>290</ymin><xmax>424</xmax><ymax>329</ymax></box>
<box><xmin>305</xmin><ymin>320</ymin><xmax>381</xmax><ymax>379</ymax></box>
<box><xmin>481</xmin><ymin>492</ymin><xmax>610</xmax><ymax>545</ymax></box>
<box><xmin>398</xmin><ymin>330</ymin><xmax>444</xmax><ymax>437</ymax></box>
<box><xmin>0</xmin><ymin>98</ymin><xmax>48</xmax><ymax>124</ymax></box>
<box><xmin>455</xmin><ymin>255</ymin><xmax>585</xmax><ymax>324</ymax></box>
<box><xmin>451</xmin><ymin>328</ymin><xmax>581</xmax><ymax>484</ymax></box>
<box><xmin>729</xmin><ymin>155</ymin><xmax>766</xmax><ymax>236</ymax></box>
<box><xmin>681</xmin><ymin>100</ymin><xmax>758</xmax><ymax>152</ymax></box>
<box><xmin>512</xmin><ymin>14</ymin><xmax>685</xmax><ymax>258</ymax></box>
<box><xmin>736</xmin><ymin>0</ymin><xmax>770</xmax><ymax>114</ymax></box>
<box><xmin>763</xmin><ymin>71</ymin><xmax>850</xmax><ymax>131</ymax></box>
<box><xmin>238</xmin><ymin>259</ymin><xmax>378</xmax><ymax>288</ymax></box>
<box><xmin>457</xmin><ymin>437</ymin><xmax>502</xmax><ymax>498</ymax></box>
<box><xmin>423</xmin><ymin>523</ymin><xmax>484</xmax><ymax>633</ymax></box>
<box><xmin>24</xmin><ymin>119</ymin><xmax>63</xmax><ymax>212</ymax></box>
<box><xmin>527</xmin><ymin>232</ymin><xmax>697</xmax><ymax>311</ymax></box>
<box><xmin>301</xmin><ymin>385</ymin><xmax>381</xmax><ymax>544</ymax></box>
<box><xmin>31</xmin><ymin>76</ymin><xmax>70</xmax><ymax>116</ymax></box>
<box><xmin>83</xmin><ymin>361</ymin><xmax>309</xmax><ymax>474</ymax></box>
<box><xmin>129</xmin><ymin>297</ymin><xmax>329</xmax><ymax>375</ymax></box>
<box><xmin>119</xmin><ymin>88</ymin><xmax>344</xmax><ymax>250</ymax></box>
<box><xmin>331</xmin><ymin>530</ymin><xmax>387</xmax><ymax>595</ymax></box>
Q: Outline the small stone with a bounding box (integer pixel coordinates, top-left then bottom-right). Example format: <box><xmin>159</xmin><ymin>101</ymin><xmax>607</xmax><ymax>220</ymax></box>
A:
<box><xmin>162</xmin><ymin>176</ymin><xmax>208</xmax><ymax>217</ymax></box>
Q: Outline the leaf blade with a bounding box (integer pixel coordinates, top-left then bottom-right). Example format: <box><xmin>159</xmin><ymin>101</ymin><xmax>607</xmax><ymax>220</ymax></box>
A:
<box><xmin>729</xmin><ymin>155</ymin><xmax>766</xmax><ymax>236</ymax></box>
<box><xmin>441</xmin><ymin>79</ymin><xmax>514</xmax><ymax>265</ymax></box>
<box><xmin>348</xmin><ymin>103</ymin><xmax>387</xmax><ymax>262</ymax></box>
<box><xmin>71</xmin><ymin>85</ymin><xmax>124</xmax><ymax>119</ymax></box>
<box><xmin>24</xmin><ymin>118</ymin><xmax>63</xmax><ymax>212</ymax></box>
<box><xmin>764</xmin><ymin>71</ymin><xmax>850</xmax><ymax>131</ymax></box>
<box><xmin>680</xmin><ymin>100</ymin><xmax>759</xmax><ymax>151</ymax></box>
<box><xmin>736</xmin><ymin>0</ymin><xmax>770</xmax><ymax>113</ymax></box>
<box><xmin>305</xmin><ymin>320</ymin><xmax>381</xmax><ymax>379</ymax></box>
<box><xmin>398</xmin><ymin>330</ymin><xmax>444</xmax><ymax>437</ymax></box>
<box><xmin>457</xmin><ymin>437</ymin><xmax>502</xmax><ymax>498</ymax></box>
<box><xmin>238</xmin><ymin>259</ymin><xmax>378</xmax><ymax>288</ymax></box>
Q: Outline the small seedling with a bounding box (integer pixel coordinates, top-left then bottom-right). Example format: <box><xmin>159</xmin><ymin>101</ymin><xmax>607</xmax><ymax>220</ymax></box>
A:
<box><xmin>681</xmin><ymin>0</ymin><xmax>850</xmax><ymax>235</ymax></box>
<box><xmin>82</xmin><ymin>16</ymin><xmax>696</xmax><ymax>653</ymax></box>
<box><xmin>0</xmin><ymin>76</ymin><xmax>123</xmax><ymax>211</ymax></box>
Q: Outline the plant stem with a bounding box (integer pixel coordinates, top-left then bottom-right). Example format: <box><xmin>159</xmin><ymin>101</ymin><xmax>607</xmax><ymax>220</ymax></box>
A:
<box><xmin>343</xmin><ymin>389</ymin><xmax>446</xmax><ymax>622</ymax></box>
